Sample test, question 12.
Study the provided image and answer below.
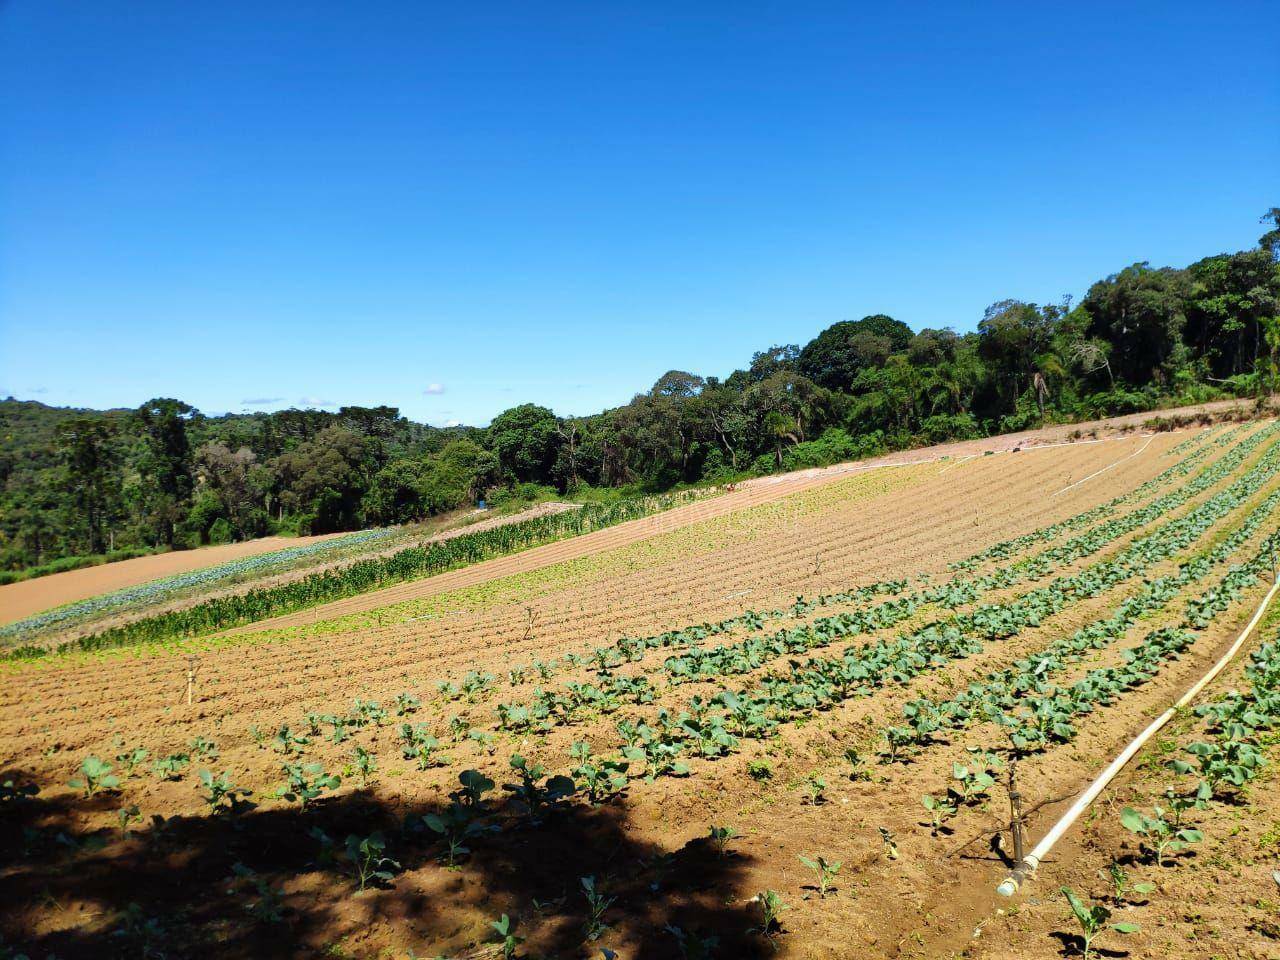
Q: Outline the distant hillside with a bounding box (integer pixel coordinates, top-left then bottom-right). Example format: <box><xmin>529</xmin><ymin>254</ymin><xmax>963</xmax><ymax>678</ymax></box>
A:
<box><xmin>3</xmin><ymin>209</ymin><xmax>1278</xmax><ymax>572</ymax></box>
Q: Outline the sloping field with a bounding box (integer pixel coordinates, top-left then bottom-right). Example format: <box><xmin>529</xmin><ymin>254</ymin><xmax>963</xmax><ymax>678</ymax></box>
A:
<box><xmin>227</xmin><ymin>429</ymin><xmax>1172</xmax><ymax>637</ymax></box>
<box><xmin>4</xmin><ymin>420</ymin><xmax>1280</xmax><ymax>960</ymax></box>
<box><xmin>0</xmin><ymin>503</ymin><xmax>582</xmax><ymax>646</ymax></box>
<box><xmin>0</xmin><ymin>531</ymin><xmax>351</xmax><ymax>625</ymax></box>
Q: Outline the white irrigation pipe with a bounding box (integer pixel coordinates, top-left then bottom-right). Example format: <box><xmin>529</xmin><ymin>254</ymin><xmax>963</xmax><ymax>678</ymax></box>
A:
<box><xmin>996</xmin><ymin>573</ymin><xmax>1280</xmax><ymax>897</ymax></box>
<box><xmin>938</xmin><ymin>454</ymin><xmax>976</xmax><ymax>476</ymax></box>
<box><xmin>1051</xmin><ymin>434</ymin><xmax>1155</xmax><ymax>497</ymax></box>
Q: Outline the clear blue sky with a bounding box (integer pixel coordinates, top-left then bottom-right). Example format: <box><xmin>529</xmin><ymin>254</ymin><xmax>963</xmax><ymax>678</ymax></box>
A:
<box><xmin>2</xmin><ymin>2</ymin><xmax>1277</xmax><ymax>426</ymax></box>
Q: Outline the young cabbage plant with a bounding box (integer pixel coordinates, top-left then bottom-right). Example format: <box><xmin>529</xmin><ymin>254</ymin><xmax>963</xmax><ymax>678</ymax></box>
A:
<box><xmin>116</xmin><ymin>803</ymin><xmax>142</xmax><ymax>836</ymax></box>
<box><xmin>570</xmin><ymin>742</ymin><xmax>629</xmax><ymax>806</ymax></box>
<box><xmin>878</xmin><ymin>826</ymin><xmax>899</xmax><ymax>860</ymax></box>
<box><xmin>115</xmin><ymin>746</ymin><xmax>150</xmax><ymax>776</ymax></box>
<box><xmin>797</xmin><ymin>854</ymin><xmax>841</xmax><ymax>898</ymax></box>
<box><xmin>504</xmin><ymin>753</ymin><xmax>575</xmax><ymax>821</ymax></box>
<box><xmin>271</xmin><ymin>725</ymin><xmax>310</xmax><ymax>755</ymax></box>
<box><xmin>394</xmin><ymin>692</ymin><xmax>421</xmax><ymax>716</ymax></box>
<box><xmin>421</xmin><ymin>805</ymin><xmax>494</xmax><ymax>866</ymax></box>
<box><xmin>350</xmin><ymin>746</ymin><xmax>377</xmax><ymax>788</ymax></box>
<box><xmin>708</xmin><ymin>824</ymin><xmax>738</xmax><ymax>857</ymax></box>
<box><xmin>490</xmin><ymin>913</ymin><xmax>524</xmax><ymax>959</ymax></box>
<box><xmin>843</xmin><ymin>747</ymin><xmax>871</xmax><ymax>782</ymax></box>
<box><xmin>1102</xmin><ymin>862</ymin><xmax>1155</xmax><ymax>904</ymax></box>
<box><xmin>399</xmin><ymin>723</ymin><xmax>446</xmax><ymax>770</ymax></box>
<box><xmin>69</xmin><ymin>756</ymin><xmax>120</xmax><ymax>797</ymax></box>
<box><xmin>580</xmin><ymin>875</ymin><xmax>615</xmax><ymax>942</ymax></box>
<box><xmin>226</xmin><ymin>862</ymin><xmax>286</xmax><ymax>923</ymax></box>
<box><xmin>921</xmin><ymin>793</ymin><xmax>957</xmax><ymax>836</ymax></box>
<box><xmin>151</xmin><ymin>753</ymin><xmax>190</xmax><ymax>782</ymax></box>
<box><xmin>455</xmin><ymin>769</ymin><xmax>496</xmax><ymax>809</ymax></box>
<box><xmin>198</xmin><ymin>769</ymin><xmax>251</xmax><ymax>814</ymax></box>
<box><xmin>189</xmin><ymin>736</ymin><xmax>218</xmax><ymax>760</ymax></box>
<box><xmin>750</xmin><ymin>889</ymin><xmax>788</xmax><ymax>944</ymax></box>
<box><xmin>343</xmin><ymin>832</ymin><xmax>400</xmax><ymax>891</ymax></box>
<box><xmin>1120</xmin><ymin>805</ymin><xmax>1203</xmax><ymax>867</ymax></box>
<box><xmin>800</xmin><ymin>772</ymin><xmax>827</xmax><ymax>805</ymax></box>
<box><xmin>279</xmin><ymin>763</ymin><xmax>340</xmax><ymax>810</ymax></box>
<box><xmin>950</xmin><ymin>762</ymin><xmax>995</xmax><ymax>802</ymax></box>
<box><xmin>1061</xmin><ymin>887</ymin><xmax>1139</xmax><ymax>960</ymax></box>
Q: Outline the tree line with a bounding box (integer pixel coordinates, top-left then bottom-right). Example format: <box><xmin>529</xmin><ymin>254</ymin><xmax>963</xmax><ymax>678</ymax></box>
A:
<box><xmin>2</xmin><ymin>209</ymin><xmax>1278</xmax><ymax>573</ymax></box>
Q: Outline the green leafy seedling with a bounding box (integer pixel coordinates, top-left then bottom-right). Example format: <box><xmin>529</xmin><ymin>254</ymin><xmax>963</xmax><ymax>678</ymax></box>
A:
<box><xmin>708</xmin><ymin>824</ymin><xmax>738</xmax><ymax>857</ymax></box>
<box><xmin>1061</xmin><ymin>887</ymin><xmax>1139</xmax><ymax>960</ymax></box>
<box><xmin>581</xmin><ymin>875</ymin><xmax>615</xmax><ymax>941</ymax></box>
<box><xmin>344</xmin><ymin>832</ymin><xmax>400</xmax><ymax>891</ymax></box>
<box><xmin>69</xmin><ymin>756</ymin><xmax>119</xmax><ymax>797</ymax></box>
<box><xmin>798</xmin><ymin>854</ymin><xmax>841</xmax><ymax>898</ymax></box>
<box><xmin>490</xmin><ymin>913</ymin><xmax>523</xmax><ymax>959</ymax></box>
<box><xmin>750</xmin><ymin>889</ymin><xmax>787</xmax><ymax>944</ymax></box>
<box><xmin>1120</xmin><ymin>805</ymin><xmax>1202</xmax><ymax>867</ymax></box>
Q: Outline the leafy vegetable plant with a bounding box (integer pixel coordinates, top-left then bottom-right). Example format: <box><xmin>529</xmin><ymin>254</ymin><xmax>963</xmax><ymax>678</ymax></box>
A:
<box><xmin>1061</xmin><ymin>887</ymin><xmax>1139</xmax><ymax>960</ymax></box>
<box><xmin>69</xmin><ymin>756</ymin><xmax>119</xmax><ymax>797</ymax></box>
<box><xmin>798</xmin><ymin>854</ymin><xmax>840</xmax><ymax>898</ymax></box>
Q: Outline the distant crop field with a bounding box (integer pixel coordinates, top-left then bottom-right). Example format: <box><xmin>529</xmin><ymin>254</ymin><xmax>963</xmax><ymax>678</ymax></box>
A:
<box><xmin>0</xmin><ymin>530</ymin><xmax>357</xmax><ymax>626</ymax></box>
<box><xmin>4</xmin><ymin>420</ymin><xmax>1280</xmax><ymax>960</ymax></box>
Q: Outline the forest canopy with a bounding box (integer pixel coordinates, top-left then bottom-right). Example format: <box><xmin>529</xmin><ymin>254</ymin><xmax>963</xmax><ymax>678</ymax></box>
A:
<box><xmin>3</xmin><ymin>209</ymin><xmax>1278</xmax><ymax>573</ymax></box>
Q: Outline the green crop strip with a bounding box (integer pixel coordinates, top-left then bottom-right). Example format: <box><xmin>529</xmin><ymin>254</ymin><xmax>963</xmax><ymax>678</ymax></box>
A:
<box><xmin>477</xmin><ymin>427</ymin><xmax>1280</xmax><ymax>754</ymax></box>
<box><xmin>4</xmin><ymin>490</ymin><xmax>713</xmax><ymax>662</ymax></box>
<box><xmin>237</xmin><ymin>462</ymin><xmax>933</xmax><ymax>645</ymax></box>
<box><xmin>890</xmin><ymin>479</ymin><xmax>1280</xmax><ymax>755</ymax></box>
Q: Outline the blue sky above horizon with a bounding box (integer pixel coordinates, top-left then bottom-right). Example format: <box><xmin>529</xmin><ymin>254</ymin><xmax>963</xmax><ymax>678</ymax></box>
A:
<box><xmin>2</xmin><ymin>2</ymin><xmax>1277</xmax><ymax>426</ymax></box>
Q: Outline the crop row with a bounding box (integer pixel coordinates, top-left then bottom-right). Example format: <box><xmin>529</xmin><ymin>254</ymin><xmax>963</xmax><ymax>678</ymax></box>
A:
<box><xmin>4</xmin><ymin>490</ymin><xmax>709</xmax><ymax>661</ymax></box>
<box><xmin>0</xmin><ymin>527</ymin><xmax>404</xmax><ymax>645</ymax></box>
<box><xmin>175</xmin><ymin>429</ymin><xmax>1269</xmax><ymax>829</ymax></box>
<box><xmin>1045</xmin><ymin>626</ymin><xmax>1280</xmax><ymax>959</ymax></box>
<box><xmin>951</xmin><ymin>425</ymin><xmax>1234</xmax><ymax>572</ymax></box>
<box><xmin>457</xmin><ymin>430</ymin><xmax>1280</xmax><ymax>775</ymax></box>
<box><xmin>650</xmin><ymin>429</ymin><xmax>1280</xmax><ymax>756</ymax></box>
<box><xmin>209</xmin><ymin>425</ymin><xmax>1277</xmax><ymax>787</ymax></box>
<box><xmin>892</xmin><ymin>481</ymin><xmax>1280</xmax><ymax>752</ymax></box>
<box><xmin>993</xmin><ymin>528</ymin><xmax>1280</xmax><ymax>753</ymax></box>
<box><xmin>485</xmin><ymin>425</ymin><xmax>1263</xmax><ymax>701</ymax></box>
<box><xmin>577</xmin><ymin>425</ymin><xmax>1277</xmax><ymax>699</ymax></box>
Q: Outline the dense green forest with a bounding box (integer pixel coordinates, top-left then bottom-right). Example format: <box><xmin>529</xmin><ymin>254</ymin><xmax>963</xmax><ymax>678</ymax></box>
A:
<box><xmin>3</xmin><ymin>210</ymin><xmax>1278</xmax><ymax>574</ymax></box>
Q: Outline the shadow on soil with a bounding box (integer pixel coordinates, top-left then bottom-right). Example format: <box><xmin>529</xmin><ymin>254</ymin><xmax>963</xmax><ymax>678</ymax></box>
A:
<box><xmin>0</xmin><ymin>767</ymin><xmax>766</xmax><ymax>959</ymax></box>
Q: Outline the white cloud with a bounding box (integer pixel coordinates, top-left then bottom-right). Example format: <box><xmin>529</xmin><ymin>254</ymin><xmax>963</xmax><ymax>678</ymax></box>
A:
<box><xmin>424</xmin><ymin>383</ymin><xmax>445</xmax><ymax>395</ymax></box>
<box><xmin>297</xmin><ymin>396</ymin><xmax>337</xmax><ymax>408</ymax></box>
<box><xmin>445</xmin><ymin>419</ymin><xmax>462</xmax><ymax>428</ymax></box>
<box><xmin>241</xmin><ymin>397</ymin><xmax>284</xmax><ymax>406</ymax></box>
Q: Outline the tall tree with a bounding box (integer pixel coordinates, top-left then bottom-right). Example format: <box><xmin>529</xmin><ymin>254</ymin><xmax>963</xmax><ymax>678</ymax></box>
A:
<box><xmin>135</xmin><ymin>398</ymin><xmax>197</xmax><ymax>546</ymax></box>
<box><xmin>797</xmin><ymin>315</ymin><xmax>913</xmax><ymax>390</ymax></box>
<box><xmin>56</xmin><ymin>417</ymin><xmax>121</xmax><ymax>554</ymax></box>
<box><xmin>488</xmin><ymin>404</ymin><xmax>561</xmax><ymax>486</ymax></box>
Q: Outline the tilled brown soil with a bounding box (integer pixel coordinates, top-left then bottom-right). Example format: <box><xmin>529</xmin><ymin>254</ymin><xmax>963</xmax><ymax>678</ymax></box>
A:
<box><xmin>2</xmin><ymin>431</ymin><xmax>1176</xmax><ymax>747</ymax></box>
<box><xmin>2</xmin><ymin>419</ymin><xmax>1277</xmax><ymax>960</ymax></box>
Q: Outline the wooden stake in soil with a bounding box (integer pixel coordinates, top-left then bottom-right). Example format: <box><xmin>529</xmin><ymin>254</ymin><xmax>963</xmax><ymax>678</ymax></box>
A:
<box><xmin>183</xmin><ymin>656</ymin><xmax>199</xmax><ymax>706</ymax></box>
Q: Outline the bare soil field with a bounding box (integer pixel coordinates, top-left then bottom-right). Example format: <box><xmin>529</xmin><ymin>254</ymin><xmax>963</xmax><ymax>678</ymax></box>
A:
<box><xmin>3</xmin><ymin>414</ymin><xmax>1280</xmax><ymax>960</ymax></box>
